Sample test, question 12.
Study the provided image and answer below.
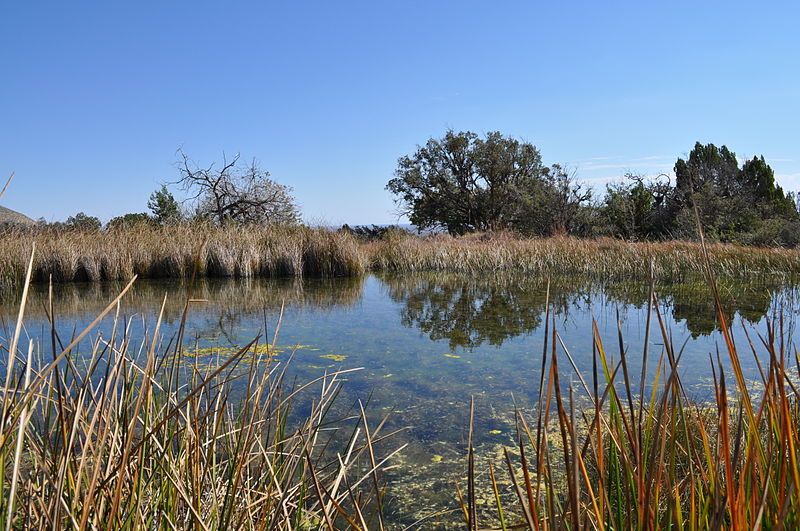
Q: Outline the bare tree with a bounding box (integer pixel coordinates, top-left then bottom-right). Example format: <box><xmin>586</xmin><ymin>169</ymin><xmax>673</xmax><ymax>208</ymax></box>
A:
<box><xmin>176</xmin><ymin>150</ymin><xmax>300</xmax><ymax>225</ymax></box>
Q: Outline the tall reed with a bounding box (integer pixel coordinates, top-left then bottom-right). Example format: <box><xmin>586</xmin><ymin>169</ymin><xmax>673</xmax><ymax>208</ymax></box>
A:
<box><xmin>0</xmin><ymin>224</ymin><xmax>367</xmax><ymax>290</ymax></box>
<box><xmin>2</xmin><ymin>226</ymin><xmax>798</xmax><ymax>290</ymax></box>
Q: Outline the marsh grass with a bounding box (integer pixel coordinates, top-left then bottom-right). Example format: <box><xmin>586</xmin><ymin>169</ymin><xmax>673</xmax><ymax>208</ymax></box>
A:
<box><xmin>2</xmin><ymin>217</ymin><xmax>800</xmax><ymax>528</ymax></box>
<box><xmin>457</xmin><ymin>231</ymin><xmax>800</xmax><ymax>529</ymax></box>
<box><xmin>2</xmin><ymin>225</ymin><xmax>799</xmax><ymax>291</ymax></box>
<box><xmin>369</xmin><ymin>232</ymin><xmax>800</xmax><ymax>281</ymax></box>
<box><xmin>0</xmin><ymin>224</ymin><xmax>367</xmax><ymax>290</ymax></box>
<box><xmin>0</xmin><ymin>250</ymin><xmax>400</xmax><ymax>530</ymax></box>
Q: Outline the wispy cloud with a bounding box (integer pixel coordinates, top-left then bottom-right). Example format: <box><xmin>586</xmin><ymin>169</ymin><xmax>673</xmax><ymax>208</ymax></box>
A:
<box><xmin>576</xmin><ymin>162</ymin><xmax>671</xmax><ymax>171</ymax></box>
<box><xmin>569</xmin><ymin>155</ymin><xmax>673</xmax><ymax>174</ymax></box>
<box><xmin>571</xmin><ymin>155</ymin><xmax>674</xmax><ymax>170</ymax></box>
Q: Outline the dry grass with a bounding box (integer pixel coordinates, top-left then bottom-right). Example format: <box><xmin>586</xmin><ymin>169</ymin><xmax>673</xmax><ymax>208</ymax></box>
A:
<box><xmin>0</xmin><ymin>224</ymin><xmax>366</xmax><ymax>290</ymax></box>
<box><xmin>368</xmin><ymin>232</ymin><xmax>800</xmax><ymax>280</ymax></box>
<box><xmin>1</xmin><ymin>221</ymin><xmax>799</xmax><ymax>527</ymax></box>
<box><xmin>1</xmin><ymin>225</ymin><xmax>798</xmax><ymax>290</ymax></box>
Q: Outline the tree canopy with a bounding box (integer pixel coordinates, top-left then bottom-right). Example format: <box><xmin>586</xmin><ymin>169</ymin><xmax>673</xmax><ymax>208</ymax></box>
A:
<box><xmin>387</xmin><ymin>130</ymin><xmax>589</xmax><ymax>235</ymax></box>
<box><xmin>390</xmin><ymin>134</ymin><xmax>799</xmax><ymax>247</ymax></box>
<box><xmin>64</xmin><ymin>212</ymin><xmax>102</xmax><ymax>231</ymax></box>
<box><xmin>601</xmin><ymin>142</ymin><xmax>800</xmax><ymax>244</ymax></box>
<box><xmin>148</xmin><ymin>185</ymin><xmax>182</xmax><ymax>225</ymax></box>
<box><xmin>106</xmin><ymin>212</ymin><xmax>154</xmax><ymax>230</ymax></box>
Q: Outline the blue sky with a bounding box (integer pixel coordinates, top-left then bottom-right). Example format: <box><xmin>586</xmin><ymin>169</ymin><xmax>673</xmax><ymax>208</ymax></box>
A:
<box><xmin>2</xmin><ymin>1</ymin><xmax>799</xmax><ymax>224</ymax></box>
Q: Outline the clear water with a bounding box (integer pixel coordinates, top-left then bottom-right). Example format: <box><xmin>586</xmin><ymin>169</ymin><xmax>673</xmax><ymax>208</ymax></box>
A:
<box><xmin>2</xmin><ymin>273</ymin><xmax>798</xmax><ymax>526</ymax></box>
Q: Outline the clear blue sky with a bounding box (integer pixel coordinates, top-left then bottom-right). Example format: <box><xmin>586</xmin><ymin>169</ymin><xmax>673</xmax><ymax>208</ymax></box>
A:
<box><xmin>2</xmin><ymin>1</ymin><xmax>799</xmax><ymax>224</ymax></box>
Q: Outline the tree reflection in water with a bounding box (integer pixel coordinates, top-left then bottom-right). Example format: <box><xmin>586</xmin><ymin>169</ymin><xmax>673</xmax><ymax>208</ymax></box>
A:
<box><xmin>380</xmin><ymin>272</ymin><xmax>797</xmax><ymax>347</ymax></box>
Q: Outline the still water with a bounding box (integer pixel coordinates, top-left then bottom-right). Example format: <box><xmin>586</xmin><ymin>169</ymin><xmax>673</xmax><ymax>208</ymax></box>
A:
<box><xmin>2</xmin><ymin>273</ymin><xmax>798</xmax><ymax>525</ymax></box>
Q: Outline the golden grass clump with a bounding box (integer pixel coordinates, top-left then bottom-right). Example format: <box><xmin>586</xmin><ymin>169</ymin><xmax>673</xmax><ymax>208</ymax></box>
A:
<box><xmin>0</xmin><ymin>224</ymin><xmax>367</xmax><ymax>290</ymax></box>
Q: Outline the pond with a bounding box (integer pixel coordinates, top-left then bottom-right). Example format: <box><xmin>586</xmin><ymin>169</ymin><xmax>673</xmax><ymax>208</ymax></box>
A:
<box><xmin>2</xmin><ymin>273</ymin><xmax>798</xmax><ymax>526</ymax></box>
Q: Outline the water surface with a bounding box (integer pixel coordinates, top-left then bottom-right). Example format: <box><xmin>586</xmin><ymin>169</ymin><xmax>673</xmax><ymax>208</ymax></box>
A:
<box><xmin>2</xmin><ymin>273</ymin><xmax>798</xmax><ymax>526</ymax></box>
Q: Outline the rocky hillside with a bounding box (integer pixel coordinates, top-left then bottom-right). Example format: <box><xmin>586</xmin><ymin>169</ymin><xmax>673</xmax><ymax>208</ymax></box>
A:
<box><xmin>0</xmin><ymin>205</ymin><xmax>35</xmax><ymax>225</ymax></box>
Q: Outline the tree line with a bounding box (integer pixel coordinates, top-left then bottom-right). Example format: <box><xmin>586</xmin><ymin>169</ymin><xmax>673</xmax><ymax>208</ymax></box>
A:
<box><xmin>387</xmin><ymin>131</ymin><xmax>800</xmax><ymax>247</ymax></box>
<box><xmin>30</xmin><ymin>133</ymin><xmax>800</xmax><ymax>247</ymax></box>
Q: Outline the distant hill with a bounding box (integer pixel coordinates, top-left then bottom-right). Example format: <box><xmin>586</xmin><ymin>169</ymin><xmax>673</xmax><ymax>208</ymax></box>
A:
<box><xmin>0</xmin><ymin>205</ymin><xmax>35</xmax><ymax>225</ymax></box>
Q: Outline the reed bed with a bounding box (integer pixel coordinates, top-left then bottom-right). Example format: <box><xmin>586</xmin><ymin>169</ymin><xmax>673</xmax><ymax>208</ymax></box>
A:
<box><xmin>368</xmin><ymin>233</ymin><xmax>800</xmax><ymax>281</ymax></box>
<box><xmin>0</xmin><ymin>224</ymin><xmax>367</xmax><ymax>290</ymax></box>
<box><xmin>456</xmin><ymin>239</ymin><xmax>800</xmax><ymax>529</ymax></box>
<box><xmin>2</xmin><ymin>225</ymin><xmax>799</xmax><ymax>290</ymax></box>
<box><xmin>0</xmin><ymin>258</ymin><xmax>399</xmax><ymax>530</ymax></box>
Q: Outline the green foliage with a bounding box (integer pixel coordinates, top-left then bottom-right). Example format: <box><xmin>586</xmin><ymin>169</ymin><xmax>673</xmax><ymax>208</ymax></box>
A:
<box><xmin>387</xmin><ymin>130</ymin><xmax>589</xmax><ymax>236</ymax></box>
<box><xmin>64</xmin><ymin>211</ymin><xmax>101</xmax><ymax>231</ymax></box>
<box><xmin>106</xmin><ymin>212</ymin><xmax>154</xmax><ymax>230</ymax></box>
<box><xmin>669</xmin><ymin>143</ymin><xmax>799</xmax><ymax>241</ymax></box>
<box><xmin>597</xmin><ymin>143</ymin><xmax>799</xmax><ymax>246</ymax></box>
<box><xmin>741</xmin><ymin>155</ymin><xmax>797</xmax><ymax>217</ymax></box>
<box><xmin>147</xmin><ymin>184</ymin><xmax>182</xmax><ymax>224</ymax></box>
<box><xmin>338</xmin><ymin>224</ymin><xmax>409</xmax><ymax>241</ymax></box>
<box><xmin>387</xmin><ymin>135</ymin><xmax>797</xmax><ymax>246</ymax></box>
<box><xmin>512</xmin><ymin>163</ymin><xmax>592</xmax><ymax>236</ymax></box>
<box><xmin>743</xmin><ymin>217</ymin><xmax>800</xmax><ymax>247</ymax></box>
<box><xmin>599</xmin><ymin>174</ymin><xmax>670</xmax><ymax>240</ymax></box>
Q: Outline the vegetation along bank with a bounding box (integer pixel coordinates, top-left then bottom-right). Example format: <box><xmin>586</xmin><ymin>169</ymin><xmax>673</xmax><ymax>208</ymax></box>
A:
<box><xmin>1</xmin><ymin>225</ymin><xmax>799</xmax><ymax>291</ymax></box>
<box><xmin>3</xmin><ymin>133</ymin><xmax>800</xmax><ymax>288</ymax></box>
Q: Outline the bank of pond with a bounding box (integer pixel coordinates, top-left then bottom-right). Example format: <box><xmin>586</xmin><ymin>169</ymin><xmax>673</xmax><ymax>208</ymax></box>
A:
<box><xmin>1</xmin><ymin>225</ymin><xmax>800</xmax><ymax>292</ymax></box>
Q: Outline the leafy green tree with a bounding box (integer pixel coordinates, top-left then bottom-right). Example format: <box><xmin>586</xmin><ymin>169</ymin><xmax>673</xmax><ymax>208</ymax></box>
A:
<box><xmin>387</xmin><ymin>130</ymin><xmax>588</xmax><ymax>235</ymax></box>
<box><xmin>106</xmin><ymin>212</ymin><xmax>154</xmax><ymax>230</ymax></box>
<box><xmin>148</xmin><ymin>185</ymin><xmax>182</xmax><ymax>225</ymax></box>
<box><xmin>670</xmin><ymin>143</ymin><xmax>746</xmax><ymax>239</ymax></box>
<box><xmin>387</xmin><ymin>131</ymin><xmax>544</xmax><ymax>234</ymax></box>
<box><xmin>740</xmin><ymin>156</ymin><xmax>797</xmax><ymax>218</ymax></box>
<box><xmin>65</xmin><ymin>212</ymin><xmax>101</xmax><ymax>231</ymax></box>
<box><xmin>667</xmin><ymin>143</ymin><xmax>798</xmax><ymax>242</ymax></box>
<box><xmin>517</xmin><ymin>164</ymin><xmax>592</xmax><ymax>235</ymax></box>
<box><xmin>602</xmin><ymin>180</ymin><xmax>652</xmax><ymax>239</ymax></box>
<box><xmin>600</xmin><ymin>173</ymin><xmax>672</xmax><ymax>239</ymax></box>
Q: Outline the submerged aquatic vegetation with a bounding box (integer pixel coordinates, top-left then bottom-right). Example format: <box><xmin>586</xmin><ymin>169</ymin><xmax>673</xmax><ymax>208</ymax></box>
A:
<box><xmin>320</xmin><ymin>354</ymin><xmax>348</xmax><ymax>362</ymax></box>
<box><xmin>0</xmin><ymin>250</ymin><xmax>400</xmax><ymax>530</ymax></box>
